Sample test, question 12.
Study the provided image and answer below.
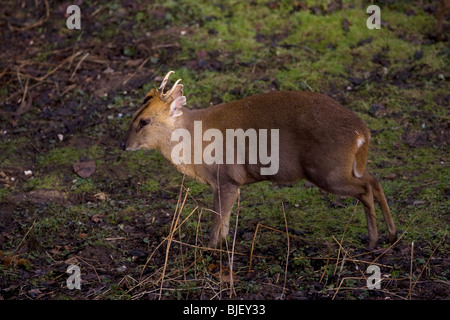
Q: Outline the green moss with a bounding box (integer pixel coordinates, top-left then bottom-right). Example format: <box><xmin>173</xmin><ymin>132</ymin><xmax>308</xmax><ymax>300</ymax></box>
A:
<box><xmin>37</xmin><ymin>146</ymin><xmax>102</xmax><ymax>167</ymax></box>
<box><xmin>0</xmin><ymin>188</ymin><xmax>11</xmax><ymax>201</ymax></box>
<box><xmin>0</xmin><ymin>137</ymin><xmax>29</xmax><ymax>167</ymax></box>
<box><xmin>71</xmin><ymin>177</ymin><xmax>98</xmax><ymax>194</ymax></box>
<box><xmin>140</xmin><ymin>179</ymin><xmax>160</xmax><ymax>194</ymax></box>
<box><xmin>25</xmin><ymin>173</ymin><xmax>65</xmax><ymax>191</ymax></box>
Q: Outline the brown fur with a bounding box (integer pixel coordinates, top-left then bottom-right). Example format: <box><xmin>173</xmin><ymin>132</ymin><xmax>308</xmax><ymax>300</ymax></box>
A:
<box><xmin>122</xmin><ymin>76</ymin><xmax>397</xmax><ymax>250</ymax></box>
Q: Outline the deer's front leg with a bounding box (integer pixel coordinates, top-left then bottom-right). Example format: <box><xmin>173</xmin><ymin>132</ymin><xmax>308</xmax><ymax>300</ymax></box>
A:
<box><xmin>209</xmin><ymin>184</ymin><xmax>240</xmax><ymax>248</ymax></box>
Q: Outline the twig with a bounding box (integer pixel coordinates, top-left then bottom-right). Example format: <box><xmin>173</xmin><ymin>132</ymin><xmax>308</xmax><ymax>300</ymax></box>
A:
<box><xmin>332</xmin><ymin>276</ymin><xmax>366</xmax><ymax>300</ymax></box>
<box><xmin>104</xmin><ymin>237</ymin><xmax>128</xmax><ymax>241</ymax></box>
<box><xmin>210</xmin><ymin>287</ymin><xmax>229</xmax><ymax>300</ymax></box>
<box><xmin>173</xmin><ymin>174</ymin><xmax>185</xmax><ymax>211</ymax></box>
<box><xmin>294</xmin><ymin>256</ymin><xmax>391</xmax><ymax>269</ymax></box>
<box><xmin>194</xmin><ymin>208</ymin><xmax>204</xmax><ymax>280</ymax></box>
<box><xmin>159</xmin><ymin>186</ymin><xmax>190</xmax><ymax>299</ymax></box>
<box><xmin>140</xmin><ymin>188</ymin><xmax>198</xmax><ymax>299</ymax></box>
<box><xmin>161</xmin><ymin>238</ymin><xmax>265</xmax><ymax>258</ymax></box>
<box><xmin>0</xmin><ymin>67</ymin><xmax>8</xmax><ymax>80</ymax></box>
<box><xmin>339</xmin><ymin>255</ymin><xmax>346</xmax><ymax>276</ymax></box>
<box><xmin>75</xmin><ymin>255</ymin><xmax>101</xmax><ymax>283</ymax></box>
<box><xmin>122</xmin><ymin>57</ymin><xmax>149</xmax><ymax>85</ymax></box>
<box><xmin>319</xmin><ymin>241</ymin><xmax>332</xmax><ymax>283</ymax></box>
<box><xmin>70</xmin><ymin>52</ymin><xmax>90</xmax><ymax>80</ymax></box>
<box><xmin>139</xmin><ymin>176</ymin><xmax>186</xmax><ymax>280</ymax></box>
<box><xmin>248</xmin><ymin>223</ymin><xmax>261</xmax><ymax>272</ymax></box>
<box><xmin>60</xmin><ymin>84</ymin><xmax>77</xmax><ymax>96</ymax></box>
<box><xmin>138</xmin><ymin>204</ymin><xmax>198</xmax><ymax>282</ymax></box>
<box><xmin>139</xmin><ymin>239</ymin><xmax>165</xmax><ymax>281</ymax></box>
<box><xmin>91</xmin><ymin>6</ymin><xmax>107</xmax><ymax>17</ymax></box>
<box><xmin>229</xmin><ymin>189</ymin><xmax>240</xmax><ymax>298</ymax></box>
<box><xmin>15</xmin><ymin>219</ymin><xmax>36</xmax><ymax>252</ymax></box>
<box><xmin>15</xmin><ymin>51</ymin><xmax>83</xmax><ymax>83</ymax></box>
<box><xmin>334</xmin><ymin>201</ymin><xmax>358</xmax><ymax>276</ymax></box>
<box><xmin>215</xmin><ymin>166</ymin><xmax>224</xmax><ymax>300</ymax></box>
<box><xmin>5</xmin><ymin>80</ymin><xmax>44</xmax><ymax>102</ymax></box>
<box><xmin>15</xmin><ymin>78</ymin><xmax>30</xmax><ymax>116</ymax></box>
<box><xmin>332</xmin><ymin>236</ymin><xmax>368</xmax><ymax>283</ymax></box>
<box><xmin>248</xmin><ymin>223</ymin><xmax>298</xmax><ymax>272</ymax></box>
<box><xmin>371</xmin><ymin>211</ymin><xmax>421</xmax><ymax>265</ymax></box>
<box><xmin>407</xmin><ymin>232</ymin><xmax>447</xmax><ymax>299</ymax></box>
<box><xmin>281</xmin><ymin>202</ymin><xmax>290</xmax><ymax>299</ymax></box>
<box><xmin>408</xmin><ymin>242</ymin><xmax>414</xmax><ymax>300</ymax></box>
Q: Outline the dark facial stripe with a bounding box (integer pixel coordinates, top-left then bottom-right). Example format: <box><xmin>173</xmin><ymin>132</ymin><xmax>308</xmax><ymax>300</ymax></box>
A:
<box><xmin>142</xmin><ymin>95</ymin><xmax>152</xmax><ymax>105</ymax></box>
<box><xmin>131</xmin><ymin>95</ymin><xmax>153</xmax><ymax>123</ymax></box>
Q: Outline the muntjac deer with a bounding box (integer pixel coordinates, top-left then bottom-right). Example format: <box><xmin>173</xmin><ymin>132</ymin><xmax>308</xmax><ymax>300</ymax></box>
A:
<box><xmin>121</xmin><ymin>71</ymin><xmax>397</xmax><ymax>250</ymax></box>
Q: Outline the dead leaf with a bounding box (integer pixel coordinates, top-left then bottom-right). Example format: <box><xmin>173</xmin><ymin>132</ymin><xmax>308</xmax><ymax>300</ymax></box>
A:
<box><xmin>65</xmin><ymin>256</ymin><xmax>79</xmax><ymax>265</ymax></box>
<box><xmin>17</xmin><ymin>258</ymin><xmax>30</xmax><ymax>267</ymax></box>
<box><xmin>208</xmin><ymin>263</ymin><xmax>239</xmax><ymax>283</ymax></box>
<box><xmin>15</xmin><ymin>94</ymin><xmax>33</xmax><ymax>117</ymax></box>
<box><xmin>91</xmin><ymin>213</ymin><xmax>104</xmax><ymax>223</ymax></box>
<box><xmin>49</xmin><ymin>247</ymin><xmax>61</xmax><ymax>255</ymax></box>
<box><xmin>94</xmin><ymin>192</ymin><xmax>108</xmax><ymax>201</ymax></box>
<box><xmin>124</xmin><ymin>59</ymin><xmax>143</xmax><ymax>67</ymax></box>
<box><xmin>73</xmin><ymin>159</ymin><xmax>96</xmax><ymax>178</ymax></box>
<box><xmin>293</xmin><ymin>2</ymin><xmax>308</xmax><ymax>11</ymax></box>
<box><xmin>266</xmin><ymin>1</ymin><xmax>280</xmax><ymax>10</ymax></box>
<box><xmin>79</xmin><ymin>233</ymin><xmax>87</xmax><ymax>239</ymax></box>
<box><xmin>385</xmin><ymin>173</ymin><xmax>397</xmax><ymax>180</ymax></box>
<box><xmin>28</xmin><ymin>288</ymin><xmax>42</xmax><ymax>297</ymax></box>
<box><xmin>1</xmin><ymin>253</ymin><xmax>32</xmax><ymax>268</ymax></box>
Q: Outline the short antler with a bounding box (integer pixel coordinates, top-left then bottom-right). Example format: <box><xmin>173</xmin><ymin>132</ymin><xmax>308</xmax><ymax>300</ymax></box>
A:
<box><xmin>158</xmin><ymin>70</ymin><xmax>175</xmax><ymax>96</ymax></box>
<box><xmin>164</xmin><ymin>79</ymin><xmax>183</xmax><ymax>100</ymax></box>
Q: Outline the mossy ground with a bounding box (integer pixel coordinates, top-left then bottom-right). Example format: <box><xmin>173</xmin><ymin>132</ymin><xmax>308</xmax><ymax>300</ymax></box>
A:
<box><xmin>0</xmin><ymin>0</ymin><xmax>448</xmax><ymax>300</ymax></box>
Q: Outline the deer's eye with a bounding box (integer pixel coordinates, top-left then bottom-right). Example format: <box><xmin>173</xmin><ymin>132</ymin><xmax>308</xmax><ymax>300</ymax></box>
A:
<box><xmin>139</xmin><ymin>118</ymin><xmax>151</xmax><ymax>127</ymax></box>
<box><xmin>136</xmin><ymin>118</ymin><xmax>151</xmax><ymax>132</ymax></box>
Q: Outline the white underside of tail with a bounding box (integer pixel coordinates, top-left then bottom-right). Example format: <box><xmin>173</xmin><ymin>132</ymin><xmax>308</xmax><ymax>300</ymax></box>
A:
<box><xmin>353</xmin><ymin>134</ymin><xmax>365</xmax><ymax>178</ymax></box>
<box><xmin>353</xmin><ymin>160</ymin><xmax>363</xmax><ymax>178</ymax></box>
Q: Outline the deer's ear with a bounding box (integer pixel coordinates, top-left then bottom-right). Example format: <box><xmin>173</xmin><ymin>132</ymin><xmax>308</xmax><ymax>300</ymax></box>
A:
<box><xmin>169</xmin><ymin>95</ymin><xmax>186</xmax><ymax>118</ymax></box>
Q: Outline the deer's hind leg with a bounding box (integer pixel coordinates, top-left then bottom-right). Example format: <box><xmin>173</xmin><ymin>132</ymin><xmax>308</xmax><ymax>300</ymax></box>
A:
<box><xmin>362</xmin><ymin>172</ymin><xmax>397</xmax><ymax>244</ymax></box>
<box><xmin>311</xmin><ymin>172</ymin><xmax>379</xmax><ymax>249</ymax></box>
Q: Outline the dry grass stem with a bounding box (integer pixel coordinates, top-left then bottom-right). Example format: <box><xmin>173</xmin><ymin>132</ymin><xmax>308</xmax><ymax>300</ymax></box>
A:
<box><xmin>408</xmin><ymin>241</ymin><xmax>415</xmax><ymax>300</ymax></box>
<box><xmin>158</xmin><ymin>183</ymin><xmax>190</xmax><ymax>299</ymax></box>
<box><xmin>281</xmin><ymin>203</ymin><xmax>290</xmax><ymax>299</ymax></box>
<box><xmin>70</xmin><ymin>52</ymin><xmax>90</xmax><ymax>80</ymax></box>
<box><xmin>334</xmin><ymin>201</ymin><xmax>358</xmax><ymax>276</ymax></box>
<box><xmin>228</xmin><ymin>190</ymin><xmax>240</xmax><ymax>298</ymax></box>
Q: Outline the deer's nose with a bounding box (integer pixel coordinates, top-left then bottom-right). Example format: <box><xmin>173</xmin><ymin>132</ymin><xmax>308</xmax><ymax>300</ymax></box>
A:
<box><xmin>120</xmin><ymin>140</ymin><xmax>127</xmax><ymax>150</ymax></box>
